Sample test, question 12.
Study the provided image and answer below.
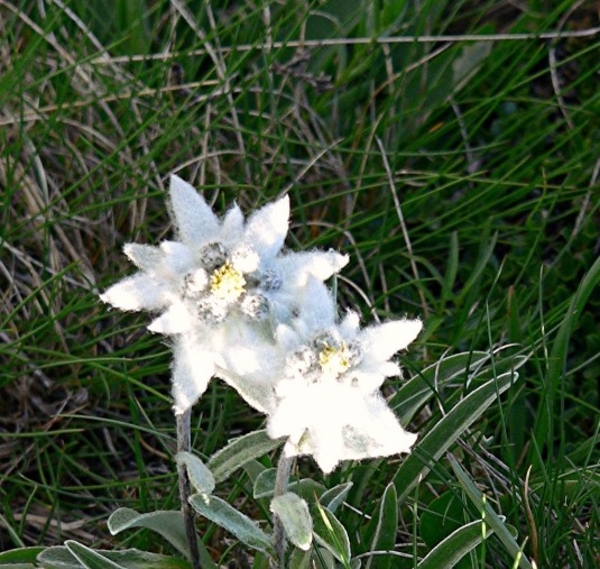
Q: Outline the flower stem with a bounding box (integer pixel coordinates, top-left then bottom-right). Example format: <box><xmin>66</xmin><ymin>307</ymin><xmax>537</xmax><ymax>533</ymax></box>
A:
<box><xmin>176</xmin><ymin>409</ymin><xmax>201</xmax><ymax>569</ymax></box>
<box><xmin>272</xmin><ymin>450</ymin><xmax>294</xmax><ymax>568</ymax></box>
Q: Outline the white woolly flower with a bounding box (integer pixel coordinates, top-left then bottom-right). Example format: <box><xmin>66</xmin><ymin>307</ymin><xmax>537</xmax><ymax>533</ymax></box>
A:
<box><xmin>101</xmin><ymin>175</ymin><xmax>348</xmax><ymax>414</ymax></box>
<box><xmin>268</xmin><ymin>312</ymin><xmax>422</xmax><ymax>473</ymax></box>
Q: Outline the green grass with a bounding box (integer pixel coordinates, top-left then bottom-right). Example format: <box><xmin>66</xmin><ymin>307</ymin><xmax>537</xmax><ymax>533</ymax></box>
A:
<box><xmin>1</xmin><ymin>0</ymin><xmax>599</xmax><ymax>567</ymax></box>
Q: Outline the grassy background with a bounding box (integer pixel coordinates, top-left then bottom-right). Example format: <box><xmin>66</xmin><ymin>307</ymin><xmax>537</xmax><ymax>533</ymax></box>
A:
<box><xmin>1</xmin><ymin>0</ymin><xmax>599</xmax><ymax>567</ymax></box>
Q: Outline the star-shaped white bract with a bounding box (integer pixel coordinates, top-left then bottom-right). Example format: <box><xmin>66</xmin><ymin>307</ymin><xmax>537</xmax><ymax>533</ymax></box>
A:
<box><xmin>267</xmin><ymin>311</ymin><xmax>422</xmax><ymax>473</ymax></box>
<box><xmin>101</xmin><ymin>175</ymin><xmax>348</xmax><ymax>414</ymax></box>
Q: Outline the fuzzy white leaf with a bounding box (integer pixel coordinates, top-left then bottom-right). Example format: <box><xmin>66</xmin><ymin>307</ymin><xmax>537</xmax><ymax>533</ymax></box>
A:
<box><xmin>243</xmin><ymin>195</ymin><xmax>289</xmax><ymax>259</ymax></box>
<box><xmin>100</xmin><ymin>275</ymin><xmax>168</xmax><ymax>311</ymax></box>
<box><xmin>168</xmin><ymin>175</ymin><xmax>220</xmax><ymax>245</ymax></box>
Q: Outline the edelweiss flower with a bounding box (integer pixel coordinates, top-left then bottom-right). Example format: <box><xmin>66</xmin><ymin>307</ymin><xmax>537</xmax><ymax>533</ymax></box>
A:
<box><xmin>268</xmin><ymin>311</ymin><xmax>422</xmax><ymax>473</ymax></box>
<box><xmin>101</xmin><ymin>175</ymin><xmax>348</xmax><ymax>414</ymax></box>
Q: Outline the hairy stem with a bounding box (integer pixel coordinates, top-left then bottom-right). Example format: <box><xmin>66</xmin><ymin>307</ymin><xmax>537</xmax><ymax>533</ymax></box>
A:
<box><xmin>272</xmin><ymin>451</ymin><xmax>294</xmax><ymax>568</ymax></box>
<box><xmin>176</xmin><ymin>409</ymin><xmax>201</xmax><ymax>569</ymax></box>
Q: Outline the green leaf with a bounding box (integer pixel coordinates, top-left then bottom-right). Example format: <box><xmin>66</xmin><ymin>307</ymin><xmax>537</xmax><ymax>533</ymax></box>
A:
<box><xmin>270</xmin><ymin>492</ymin><xmax>313</xmax><ymax>551</ymax></box>
<box><xmin>242</xmin><ymin>459</ymin><xmax>268</xmax><ymax>487</ymax></box>
<box><xmin>188</xmin><ymin>493</ymin><xmax>274</xmax><ymax>555</ymax></box>
<box><xmin>37</xmin><ymin>546</ymin><xmax>192</xmax><ymax>569</ymax></box>
<box><xmin>364</xmin><ymin>484</ymin><xmax>397</xmax><ymax>569</ymax></box>
<box><xmin>37</xmin><ymin>546</ymin><xmax>94</xmax><ymax>569</ymax></box>
<box><xmin>319</xmin><ymin>482</ymin><xmax>353</xmax><ymax>515</ymax></box>
<box><xmin>253</xmin><ymin>468</ymin><xmax>279</xmax><ymax>499</ymax></box>
<box><xmin>176</xmin><ymin>451</ymin><xmax>215</xmax><ymax>495</ymax></box>
<box><xmin>416</xmin><ymin>520</ymin><xmax>492</xmax><ymax>569</ymax></box>
<box><xmin>293</xmin><ymin>479</ymin><xmax>327</xmax><ymax>505</ymax></box>
<box><xmin>107</xmin><ymin>508</ymin><xmax>189</xmax><ymax>559</ymax></box>
<box><xmin>63</xmin><ymin>541</ymin><xmax>126</xmax><ymax>569</ymax></box>
<box><xmin>393</xmin><ymin>370</ymin><xmax>520</xmax><ymax>503</ymax></box>
<box><xmin>312</xmin><ymin>502</ymin><xmax>351</xmax><ymax>566</ymax></box>
<box><xmin>208</xmin><ymin>430</ymin><xmax>283</xmax><ymax>484</ymax></box>
<box><xmin>391</xmin><ymin>351</ymin><xmax>491</xmax><ymax>424</ymax></box>
<box><xmin>288</xmin><ymin>547</ymin><xmax>313</xmax><ymax>569</ymax></box>
<box><xmin>0</xmin><ymin>546</ymin><xmax>43</xmax><ymax>567</ymax></box>
<box><xmin>253</xmin><ymin>468</ymin><xmax>308</xmax><ymax>500</ymax></box>
<box><xmin>106</xmin><ymin>509</ymin><xmax>217</xmax><ymax>569</ymax></box>
<box><xmin>448</xmin><ymin>454</ymin><xmax>533</xmax><ymax>569</ymax></box>
<box><xmin>420</xmin><ymin>491</ymin><xmax>465</xmax><ymax>549</ymax></box>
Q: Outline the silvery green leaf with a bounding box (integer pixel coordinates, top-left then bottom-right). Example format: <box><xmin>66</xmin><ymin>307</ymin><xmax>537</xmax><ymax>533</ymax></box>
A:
<box><xmin>59</xmin><ymin>541</ymin><xmax>124</xmax><ymax>569</ymax></box>
<box><xmin>242</xmin><ymin>459</ymin><xmax>267</xmax><ymax>486</ymax></box>
<box><xmin>416</xmin><ymin>520</ymin><xmax>493</xmax><ymax>569</ymax></box>
<box><xmin>36</xmin><ymin>547</ymin><xmax>80</xmax><ymax>569</ymax></box>
<box><xmin>176</xmin><ymin>451</ymin><xmax>215</xmax><ymax>495</ymax></box>
<box><xmin>37</xmin><ymin>545</ymin><xmax>192</xmax><ymax>569</ymax></box>
<box><xmin>320</xmin><ymin>482</ymin><xmax>353</xmax><ymax>514</ymax></box>
<box><xmin>271</xmin><ymin>493</ymin><xmax>313</xmax><ymax>551</ymax></box>
<box><xmin>390</xmin><ymin>351</ymin><xmax>491</xmax><ymax>424</ymax></box>
<box><xmin>288</xmin><ymin>547</ymin><xmax>313</xmax><ymax>569</ymax></box>
<box><xmin>253</xmin><ymin>468</ymin><xmax>307</xmax><ymax>499</ymax></box>
<box><xmin>0</xmin><ymin>545</ymin><xmax>42</xmax><ymax>567</ymax></box>
<box><xmin>290</xmin><ymin>479</ymin><xmax>327</xmax><ymax>506</ymax></box>
<box><xmin>312</xmin><ymin>502</ymin><xmax>351</xmax><ymax>564</ymax></box>
<box><xmin>364</xmin><ymin>484</ymin><xmax>397</xmax><ymax>569</ymax></box>
<box><xmin>107</xmin><ymin>508</ymin><xmax>189</xmax><ymax>559</ymax></box>
<box><xmin>253</xmin><ymin>468</ymin><xmax>277</xmax><ymax>499</ymax></box>
<box><xmin>208</xmin><ymin>430</ymin><xmax>283</xmax><ymax>484</ymax></box>
<box><xmin>393</xmin><ymin>370</ymin><xmax>520</xmax><ymax>503</ymax></box>
<box><xmin>189</xmin><ymin>494</ymin><xmax>273</xmax><ymax>555</ymax></box>
<box><xmin>106</xmin><ymin>508</ymin><xmax>216</xmax><ymax>568</ymax></box>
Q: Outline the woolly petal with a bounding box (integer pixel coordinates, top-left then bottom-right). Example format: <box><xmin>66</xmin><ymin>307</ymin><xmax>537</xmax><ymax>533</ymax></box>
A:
<box><xmin>360</xmin><ymin>319</ymin><xmax>422</xmax><ymax>360</ymax></box>
<box><xmin>372</xmin><ymin>361</ymin><xmax>401</xmax><ymax>379</ymax></box>
<box><xmin>276</xmin><ymin>250</ymin><xmax>349</xmax><ymax>287</ymax></box>
<box><xmin>148</xmin><ymin>302</ymin><xmax>194</xmax><ymax>334</ymax></box>
<box><xmin>123</xmin><ymin>243</ymin><xmax>163</xmax><ymax>271</ymax></box>
<box><xmin>268</xmin><ymin>382</ymin><xmax>354</xmax><ymax>471</ymax></box>
<box><xmin>350</xmin><ymin>369</ymin><xmax>390</xmax><ymax>392</ymax></box>
<box><xmin>160</xmin><ymin>241</ymin><xmax>195</xmax><ymax>274</ymax></box>
<box><xmin>267</xmin><ymin>381</ymin><xmax>316</xmax><ymax>442</ymax></box>
<box><xmin>169</xmin><ymin>175</ymin><xmax>220</xmax><ymax>246</ymax></box>
<box><xmin>220</xmin><ymin>203</ymin><xmax>245</xmax><ymax>243</ymax></box>
<box><xmin>171</xmin><ymin>336</ymin><xmax>215</xmax><ymax>415</ymax></box>
<box><xmin>268</xmin><ymin>380</ymin><xmax>417</xmax><ymax>473</ymax></box>
<box><xmin>244</xmin><ymin>195</ymin><xmax>289</xmax><ymax>259</ymax></box>
<box><xmin>217</xmin><ymin>363</ymin><xmax>277</xmax><ymax>414</ymax></box>
<box><xmin>274</xmin><ymin>323</ymin><xmax>301</xmax><ymax>353</ymax></box>
<box><xmin>100</xmin><ymin>274</ymin><xmax>169</xmax><ymax>311</ymax></box>
<box><xmin>315</xmin><ymin>391</ymin><xmax>416</xmax><ymax>472</ymax></box>
<box><xmin>338</xmin><ymin>395</ymin><xmax>417</xmax><ymax>459</ymax></box>
<box><xmin>209</xmin><ymin>316</ymin><xmax>281</xmax><ymax>413</ymax></box>
<box><xmin>339</xmin><ymin>311</ymin><xmax>360</xmax><ymax>338</ymax></box>
<box><xmin>293</xmin><ymin>278</ymin><xmax>336</xmax><ymax>332</ymax></box>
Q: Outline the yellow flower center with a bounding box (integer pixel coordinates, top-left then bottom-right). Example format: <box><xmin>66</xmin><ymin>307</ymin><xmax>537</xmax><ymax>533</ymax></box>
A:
<box><xmin>210</xmin><ymin>262</ymin><xmax>246</xmax><ymax>301</ymax></box>
<box><xmin>319</xmin><ymin>342</ymin><xmax>352</xmax><ymax>378</ymax></box>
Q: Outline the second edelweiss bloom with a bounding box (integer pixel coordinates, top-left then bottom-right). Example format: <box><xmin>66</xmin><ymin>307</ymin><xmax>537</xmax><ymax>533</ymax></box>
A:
<box><xmin>101</xmin><ymin>175</ymin><xmax>348</xmax><ymax>414</ymax></box>
<box><xmin>268</xmin><ymin>311</ymin><xmax>422</xmax><ymax>473</ymax></box>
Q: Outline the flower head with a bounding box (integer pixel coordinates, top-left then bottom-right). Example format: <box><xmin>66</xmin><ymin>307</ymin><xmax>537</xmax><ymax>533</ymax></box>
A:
<box><xmin>101</xmin><ymin>175</ymin><xmax>348</xmax><ymax>414</ymax></box>
<box><xmin>267</xmin><ymin>311</ymin><xmax>422</xmax><ymax>473</ymax></box>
